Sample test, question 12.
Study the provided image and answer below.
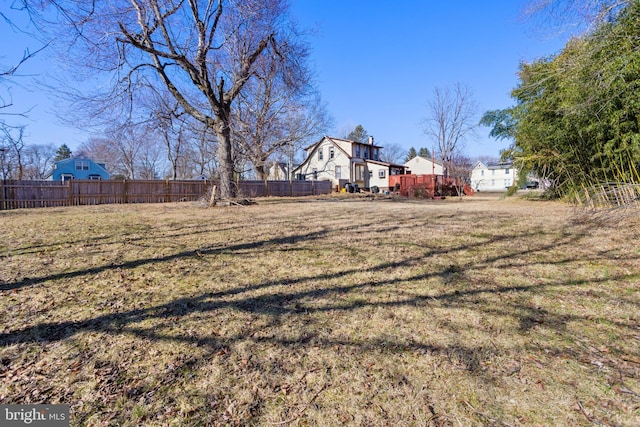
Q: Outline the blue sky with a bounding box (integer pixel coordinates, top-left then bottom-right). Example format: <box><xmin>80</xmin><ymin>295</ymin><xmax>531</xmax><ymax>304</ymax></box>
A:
<box><xmin>1</xmin><ymin>0</ymin><xmax>570</xmax><ymax>159</ymax></box>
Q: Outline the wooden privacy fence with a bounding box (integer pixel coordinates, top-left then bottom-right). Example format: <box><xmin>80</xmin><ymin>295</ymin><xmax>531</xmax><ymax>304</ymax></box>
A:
<box><xmin>238</xmin><ymin>180</ymin><xmax>331</xmax><ymax>198</ymax></box>
<box><xmin>0</xmin><ymin>179</ymin><xmax>333</xmax><ymax>210</ymax></box>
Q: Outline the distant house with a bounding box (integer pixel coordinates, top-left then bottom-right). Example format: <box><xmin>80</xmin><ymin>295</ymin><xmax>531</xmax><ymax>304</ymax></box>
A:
<box><xmin>292</xmin><ymin>136</ymin><xmax>406</xmax><ymax>191</ymax></box>
<box><xmin>404</xmin><ymin>155</ymin><xmax>445</xmax><ymax>176</ymax></box>
<box><xmin>470</xmin><ymin>161</ymin><xmax>517</xmax><ymax>191</ymax></box>
<box><xmin>47</xmin><ymin>157</ymin><xmax>110</xmax><ymax>181</ymax></box>
<box><xmin>267</xmin><ymin>162</ymin><xmax>290</xmax><ymax>181</ymax></box>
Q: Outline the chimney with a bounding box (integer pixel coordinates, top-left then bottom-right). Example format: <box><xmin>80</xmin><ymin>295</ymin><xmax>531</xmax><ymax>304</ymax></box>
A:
<box><xmin>368</xmin><ymin>136</ymin><xmax>374</xmax><ymax>145</ymax></box>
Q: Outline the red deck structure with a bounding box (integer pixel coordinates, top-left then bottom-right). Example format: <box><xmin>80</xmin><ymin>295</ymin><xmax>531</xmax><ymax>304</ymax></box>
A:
<box><xmin>388</xmin><ymin>174</ymin><xmax>474</xmax><ymax>198</ymax></box>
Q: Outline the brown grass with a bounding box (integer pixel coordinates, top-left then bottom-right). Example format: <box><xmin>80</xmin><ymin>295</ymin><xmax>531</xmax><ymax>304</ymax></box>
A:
<box><xmin>1</xmin><ymin>194</ymin><xmax>639</xmax><ymax>426</ymax></box>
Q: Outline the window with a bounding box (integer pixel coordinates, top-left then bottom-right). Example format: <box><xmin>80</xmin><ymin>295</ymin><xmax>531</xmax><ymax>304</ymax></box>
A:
<box><xmin>505</xmin><ymin>168</ymin><xmax>510</xmax><ymax>174</ymax></box>
<box><xmin>60</xmin><ymin>174</ymin><xmax>74</xmax><ymax>182</ymax></box>
<box><xmin>363</xmin><ymin>147</ymin><xmax>369</xmax><ymax>159</ymax></box>
<box><xmin>491</xmin><ymin>179</ymin><xmax>495</xmax><ymax>186</ymax></box>
<box><xmin>335</xmin><ymin>165</ymin><xmax>341</xmax><ymax>179</ymax></box>
<box><xmin>318</xmin><ymin>148</ymin><xmax>323</xmax><ymax>161</ymax></box>
<box><xmin>88</xmin><ymin>175</ymin><xmax>102</xmax><ymax>180</ymax></box>
<box><xmin>355</xmin><ymin>164</ymin><xmax>365</xmax><ymax>181</ymax></box>
<box><xmin>373</xmin><ymin>148</ymin><xmax>379</xmax><ymax>161</ymax></box>
<box><xmin>329</xmin><ymin>146</ymin><xmax>334</xmax><ymax>159</ymax></box>
<box><xmin>379</xmin><ymin>169</ymin><xmax>386</xmax><ymax>178</ymax></box>
<box><xmin>312</xmin><ymin>168</ymin><xmax>318</xmax><ymax>180</ymax></box>
<box><xmin>75</xmin><ymin>160</ymin><xmax>89</xmax><ymax>171</ymax></box>
<box><xmin>492</xmin><ymin>169</ymin><xmax>495</xmax><ymax>175</ymax></box>
<box><xmin>505</xmin><ymin>179</ymin><xmax>511</xmax><ymax>187</ymax></box>
<box><xmin>369</xmin><ymin>171</ymin><xmax>373</xmax><ymax>178</ymax></box>
<box><xmin>355</xmin><ymin>145</ymin><xmax>361</xmax><ymax>157</ymax></box>
<box><xmin>481</xmin><ymin>170</ymin><xmax>484</xmax><ymax>176</ymax></box>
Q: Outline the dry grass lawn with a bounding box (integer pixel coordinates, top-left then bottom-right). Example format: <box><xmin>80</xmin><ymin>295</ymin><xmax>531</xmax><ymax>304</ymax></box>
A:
<box><xmin>0</xmin><ymin>194</ymin><xmax>639</xmax><ymax>426</ymax></box>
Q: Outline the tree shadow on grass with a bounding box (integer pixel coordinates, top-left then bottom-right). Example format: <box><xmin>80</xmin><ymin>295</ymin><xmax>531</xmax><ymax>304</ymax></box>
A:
<box><xmin>2</xmin><ymin>223</ymin><xmax>637</xmax><ymax>349</ymax></box>
<box><xmin>0</xmin><ymin>225</ymin><xmax>337</xmax><ymax>291</ymax></box>
<box><xmin>2</xmin><ymin>216</ymin><xmax>639</xmax><ymax>425</ymax></box>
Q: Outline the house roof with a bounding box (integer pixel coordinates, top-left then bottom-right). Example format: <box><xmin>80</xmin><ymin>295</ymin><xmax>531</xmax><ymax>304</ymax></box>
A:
<box><xmin>293</xmin><ymin>136</ymin><xmax>352</xmax><ymax>173</ymax></box>
<box><xmin>293</xmin><ymin>136</ymin><xmax>390</xmax><ymax>174</ymax></box>
<box><xmin>474</xmin><ymin>160</ymin><xmax>513</xmax><ymax>170</ymax></box>
<box><xmin>366</xmin><ymin>159</ymin><xmax>406</xmax><ymax>169</ymax></box>
<box><xmin>46</xmin><ymin>157</ymin><xmax>110</xmax><ymax>178</ymax></box>
<box><xmin>304</xmin><ymin>135</ymin><xmax>383</xmax><ymax>151</ymax></box>
<box><xmin>405</xmin><ymin>155</ymin><xmax>443</xmax><ymax>167</ymax></box>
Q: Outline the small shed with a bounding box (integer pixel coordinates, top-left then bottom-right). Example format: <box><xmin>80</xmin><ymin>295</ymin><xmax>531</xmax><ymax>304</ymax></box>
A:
<box><xmin>404</xmin><ymin>156</ymin><xmax>444</xmax><ymax>176</ymax></box>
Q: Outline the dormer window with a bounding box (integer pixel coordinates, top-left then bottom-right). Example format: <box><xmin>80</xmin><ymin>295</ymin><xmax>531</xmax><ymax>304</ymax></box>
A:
<box><xmin>75</xmin><ymin>160</ymin><xmax>89</xmax><ymax>171</ymax></box>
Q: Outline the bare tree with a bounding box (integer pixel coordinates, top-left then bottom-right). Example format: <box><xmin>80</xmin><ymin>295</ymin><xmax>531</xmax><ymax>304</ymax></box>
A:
<box><xmin>422</xmin><ymin>83</ymin><xmax>478</xmax><ymax>177</ymax></box>
<box><xmin>163</xmin><ymin>117</ymin><xmax>187</xmax><ymax>180</ymax></box>
<box><xmin>380</xmin><ymin>143</ymin><xmax>407</xmax><ymax>165</ymax></box>
<box><xmin>234</xmin><ymin>86</ymin><xmax>330</xmax><ymax>181</ymax></box>
<box><xmin>80</xmin><ymin>133</ymin><xmax>164</xmax><ymax>179</ymax></box>
<box><xmin>25</xmin><ymin>0</ymin><xmax>305</xmax><ymax>200</ymax></box>
<box><xmin>0</xmin><ymin>145</ymin><xmax>12</xmax><ymax>179</ymax></box>
<box><xmin>223</xmin><ymin>15</ymin><xmax>327</xmax><ymax>182</ymax></box>
<box><xmin>448</xmin><ymin>153</ymin><xmax>474</xmax><ymax>199</ymax></box>
<box><xmin>281</xmin><ymin>98</ymin><xmax>331</xmax><ymax>181</ymax></box>
<box><xmin>336</xmin><ymin>121</ymin><xmax>357</xmax><ymax>139</ymax></box>
<box><xmin>0</xmin><ymin>26</ymin><xmax>44</xmax><ymax>178</ymax></box>
<box><xmin>23</xmin><ymin>143</ymin><xmax>56</xmax><ymax>179</ymax></box>
<box><xmin>143</xmin><ymin>90</ymin><xmax>191</xmax><ymax>180</ymax></box>
<box><xmin>0</xmin><ymin>125</ymin><xmax>26</xmax><ymax>179</ymax></box>
<box><xmin>1</xmin><ymin>42</ymin><xmax>47</xmax><ymax>112</ymax></box>
<box><xmin>106</xmin><ymin>126</ymin><xmax>146</xmax><ymax>179</ymax></box>
<box><xmin>79</xmin><ymin>137</ymin><xmax>121</xmax><ymax>173</ymax></box>
<box><xmin>190</xmin><ymin>122</ymin><xmax>218</xmax><ymax>179</ymax></box>
<box><xmin>137</xmin><ymin>137</ymin><xmax>165</xmax><ymax>180</ymax></box>
<box><xmin>523</xmin><ymin>0</ymin><xmax>629</xmax><ymax>34</ymax></box>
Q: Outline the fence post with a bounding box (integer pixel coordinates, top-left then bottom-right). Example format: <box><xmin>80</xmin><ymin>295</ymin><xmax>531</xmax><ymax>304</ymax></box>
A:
<box><xmin>0</xmin><ymin>179</ymin><xmax>5</xmax><ymax>210</ymax></box>
<box><xmin>123</xmin><ymin>179</ymin><xmax>128</xmax><ymax>204</ymax></box>
<box><xmin>67</xmin><ymin>180</ymin><xmax>73</xmax><ymax>206</ymax></box>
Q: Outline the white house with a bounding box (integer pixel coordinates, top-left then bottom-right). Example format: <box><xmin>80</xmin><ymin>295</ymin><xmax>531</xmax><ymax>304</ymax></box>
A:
<box><xmin>470</xmin><ymin>161</ymin><xmax>517</xmax><ymax>191</ymax></box>
<box><xmin>267</xmin><ymin>162</ymin><xmax>289</xmax><ymax>181</ymax></box>
<box><xmin>404</xmin><ymin>156</ymin><xmax>444</xmax><ymax>176</ymax></box>
<box><xmin>293</xmin><ymin>136</ymin><xmax>406</xmax><ymax>191</ymax></box>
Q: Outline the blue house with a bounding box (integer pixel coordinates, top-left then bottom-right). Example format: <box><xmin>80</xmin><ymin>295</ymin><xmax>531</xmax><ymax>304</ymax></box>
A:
<box><xmin>47</xmin><ymin>157</ymin><xmax>110</xmax><ymax>181</ymax></box>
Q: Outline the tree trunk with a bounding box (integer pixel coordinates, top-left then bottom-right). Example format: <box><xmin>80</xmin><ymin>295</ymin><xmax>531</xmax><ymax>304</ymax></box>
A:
<box><xmin>214</xmin><ymin>114</ymin><xmax>236</xmax><ymax>200</ymax></box>
<box><xmin>255</xmin><ymin>163</ymin><xmax>267</xmax><ymax>182</ymax></box>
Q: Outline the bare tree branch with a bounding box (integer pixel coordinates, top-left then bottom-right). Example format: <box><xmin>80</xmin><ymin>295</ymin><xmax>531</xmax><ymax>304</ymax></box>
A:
<box><xmin>422</xmin><ymin>83</ymin><xmax>478</xmax><ymax>176</ymax></box>
<box><xmin>522</xmin><ymin>0</ymin><xmax>630</xmax><ymax>35</ymax></box>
